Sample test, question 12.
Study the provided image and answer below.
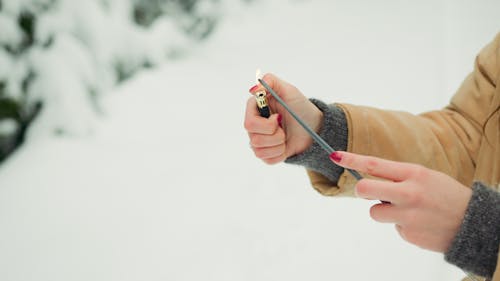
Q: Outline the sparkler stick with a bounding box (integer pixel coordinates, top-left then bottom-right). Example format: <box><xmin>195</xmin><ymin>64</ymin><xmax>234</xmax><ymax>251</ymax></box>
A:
<box><xmin>258</xmin><ymin>78</ymin><xmax>363</xmax><ymax>181</ymax></box>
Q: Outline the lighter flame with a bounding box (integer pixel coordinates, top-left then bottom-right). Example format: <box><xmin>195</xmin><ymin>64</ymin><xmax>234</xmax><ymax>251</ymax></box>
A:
<box><xmin>255</xmin><ymin>69</ymin><xmax>262</xmax><ymax>83</ymax></box>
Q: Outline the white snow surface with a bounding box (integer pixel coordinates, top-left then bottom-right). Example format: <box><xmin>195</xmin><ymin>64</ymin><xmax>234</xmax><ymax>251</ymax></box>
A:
<box><xmin>0</xmin><ymin>1</ymin><xmax>499</xmax><ymax>280</ymax></box>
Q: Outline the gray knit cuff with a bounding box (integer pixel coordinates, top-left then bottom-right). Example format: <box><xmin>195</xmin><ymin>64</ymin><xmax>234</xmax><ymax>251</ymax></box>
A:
<box><xmin>285</xmin><ymin>99</ymin><xmax>348</xmax><ymax>183</ymax></box>
<box><xmin>444</xmin><ymin>182</ymin><xmax>500</xmax><ymax>279</ymax></box>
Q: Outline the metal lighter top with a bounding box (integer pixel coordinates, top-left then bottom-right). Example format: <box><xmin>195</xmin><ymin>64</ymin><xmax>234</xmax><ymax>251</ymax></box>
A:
<box><xmin>255</xmin><ymin>90</ymin><xmax>271</xmax><ymax>118</ymax></box>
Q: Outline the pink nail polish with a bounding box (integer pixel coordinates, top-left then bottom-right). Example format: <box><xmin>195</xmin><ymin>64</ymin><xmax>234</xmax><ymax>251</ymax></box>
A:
<box><xmin>249</xmin><ymin>85</ymin><xmax>259</xmax><ymax>93</ymax></box>
<box><xmin>277</xmin><ymin>114</ymin><xmax>282</xmax><ymax>127</ymax></box>
<box><xmin>329</xmin><ymin>152</ymin><xmax>342</xmax><ymax>162</ymax></box>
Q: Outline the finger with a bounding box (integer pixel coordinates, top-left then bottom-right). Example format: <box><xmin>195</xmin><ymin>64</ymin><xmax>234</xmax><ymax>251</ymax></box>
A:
<box><xmin>369</xmin><ymin>202</ymin><xmax>403</xmax><ymax>223</ymax></box>
<box><xmin>330</xmin><ymin>151</ymin><xmax>415</xmax><ymax>182</ymax></box>
<box><xmin>355</xmin><ymin>179</ymin><xmax>406</xmax><ymax>204</ymax></box>
<box><xmin>253</xmin><ymin>144</ymin><xmax>286</xmax><ymax>160</ymax></box>
<box><xmin>249</xmin><ymin>84</ymin><xmax>263</xmax><ymax>94</ymax></box>
<box><xmin>249</xmin><ymin>129</ymin><xmax>285</xmax><ymax>148</ymax></box>
<box><xmin>261</xmin><ymin>73</ymin><xmax>293</xmax><ymax>100</ymax></box>
<box><xmin>262</xmin><ymin>153</ymin><xmax>287</xmax><ymax>165</ymax></box>
<box><xmin>244</xmin><ymin>99</ymin><xmax>279</xmax><ymax>134</ymax></box>
<box><xmin>261</xmin><ymin>73</ymin><xmax>284</xmax><ymax>96</ymax></box>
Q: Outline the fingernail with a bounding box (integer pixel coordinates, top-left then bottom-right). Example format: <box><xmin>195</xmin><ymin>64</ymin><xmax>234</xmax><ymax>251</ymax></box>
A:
<box><xmin>277</xmin><ymin>114</ymin><xmax>282</xmax><ymax>128</ymax></box>
<box><xmin>329</xmin><ymin>152</ymin><xmax>342</xmax><ymax>163</ymax></box>
<box><xmin>249</xmin><ymin>85</ymin><xmax>259</xmax><ymax>93</ymax></box>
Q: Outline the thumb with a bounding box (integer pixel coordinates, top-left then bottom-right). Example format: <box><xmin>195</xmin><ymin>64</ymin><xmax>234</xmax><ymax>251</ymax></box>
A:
<box><xmin>261</xmin><ymin>73</ymin><xmax>295</xmax><ymax>100</ymax></box>
<box><xmin>272</xmin><ymin>112</ymin><xmax>283</xmax><ymax>128</ymax></box>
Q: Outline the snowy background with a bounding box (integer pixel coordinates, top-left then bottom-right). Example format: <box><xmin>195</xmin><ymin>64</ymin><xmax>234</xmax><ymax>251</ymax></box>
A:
<box><xmin>0</xmin><ymin>0</ymin><xmax>499</xmax><ymax>280</ymax></box>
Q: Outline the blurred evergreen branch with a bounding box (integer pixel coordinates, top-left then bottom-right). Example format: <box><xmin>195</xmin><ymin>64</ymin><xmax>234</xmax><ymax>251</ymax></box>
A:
<box><xmin>0</xmin><ymin>0</ymin><xmax>245</xmax><ymax>163</ymax></box>
<box><xmin>133</xmin><ymin>0</ymin><xmax>219</xmax><ymax>40</ymax></box>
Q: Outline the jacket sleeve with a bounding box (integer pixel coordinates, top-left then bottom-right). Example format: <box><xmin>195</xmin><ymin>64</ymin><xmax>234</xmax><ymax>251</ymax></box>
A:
<box><xmin>444</xmin><ymin>182</ymin><xmax>500</xmax><ymax>279</ymax></box>
<box><xmin>306</xmin><ymin>32</ymin><xmax>499</xmax><ymax>197</ymax></box>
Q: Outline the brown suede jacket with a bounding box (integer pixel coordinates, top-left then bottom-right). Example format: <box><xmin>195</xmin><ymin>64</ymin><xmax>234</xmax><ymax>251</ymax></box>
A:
<box><xmin>305</xmin><ymin>34</ymin><xmax>500</xmax><ymax>280</ymax></box>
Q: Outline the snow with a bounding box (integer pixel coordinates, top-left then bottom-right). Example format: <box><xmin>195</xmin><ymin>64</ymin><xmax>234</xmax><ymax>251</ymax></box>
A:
<box><xmin>0</xmin><ymin>13</ymin><xmax>24</xmax><ymax>48</ymax></box>
<box><xmin>26</xmin><ymin>34</ymin><xmax>100</xmax><ymax>136</ymax></box>
<box><xmin>0</xmin><ymin>119</ymin><xmax>18</xmax><ymax>135</ymax></box>
<box><xmin>0</xmin><ymin>1</ymin><xmax>499</xmax><ymax>280</ymax></box>
<box><xmin>0</xmin><ymin>48</ymin><xmax>13</xmax><ymax>81</ymax></box>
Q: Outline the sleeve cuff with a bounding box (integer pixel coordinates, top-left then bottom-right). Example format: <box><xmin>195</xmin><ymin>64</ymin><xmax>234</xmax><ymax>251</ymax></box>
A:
<box><xmin>444</xmin><ymin>182</ymin><xmax>500</xmax><ymax>279</ymax></box>
<box><xmin>285</xmin><ymin>98</ymin><xmax>348</xmax><ymax>183</ymax></box>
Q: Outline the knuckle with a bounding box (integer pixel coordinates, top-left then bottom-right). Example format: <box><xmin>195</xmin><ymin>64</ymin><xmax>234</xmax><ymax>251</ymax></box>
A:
<box><xmin>365</xmin><ymin>158</ymin><xmax>379</xmax><ymax>175</ymax></box>
<box><xmin>342</xmin><ymin>154</ymin><xmax>355</xmax><ymax>167</ymax></box>
<box><xmin>276</xmin><ymin>128</ymin><xmax>286</xmax><ymax>140</ymax></box>
<box><xmin>244</xmin><ymin>119</ymin><xmax>255</xmax><ymax>131</ymax></box>
<box><xmin>279</xmin><ymin>144</ymin><xmax>286</xmax><ymax>155</ymax></box>
<box><xmin>289</xmin><ymin>85</ymin><xmax>299</xmax><ymax>94</ymax></box>
<box><xmin>254</xmin><ymin>146</ymin><xmax>283</xmax><ymax>160</ymax></box>
<box><xmin>268</xmin><ymin>121</ymin><xmax>279</xmax><ymax>134</ymax></box>
<box><xmin>401</xmin><ymin>209</ymin><xmax>425</xmax><ymax>230</ymax></box>
<box><xmin>355</xmin><ymin>180</ymin><xmax>368</xmax><ymax>197</ymax></box>
<box><xmin>405</xmin><ymin>190</ymin><xmax>423</xmax><ymax>206</ymax></box>
<box><xmin>411</xmin><ymin>164</ymin><xmax>429</xmax><ymax>179</ymax></box>
<box><xmin>249</xmin><ymin>134</ymin><xmax>262</xmax><ymax>147</ymax></box>
<box><xmin>253</xmin><ymin>147</ymin><xmax>266</xmax><ymax>158</ymax></box>
<box><xmin>270</xmin><ymin>145</ymin><xmax>286</xmax><ymax>159</ymax></box>
<box><xmin>263</xmin><ymin>156</ymin><xmax>283</xmax><ymax>165</ymax></box>
<box><xmin>245</xmin><ymin>97</ymin><xmax>254</xmax><ymax>108</ymax></box>
<box><xmin>262</xmin><ymin>73</ymin><xmax>274</xmax><ymax>81</ymax></box>
<box><xmin>263</xmin><ymin>158</ymin><xmax>276</xmax><ymax>165</ymax></box>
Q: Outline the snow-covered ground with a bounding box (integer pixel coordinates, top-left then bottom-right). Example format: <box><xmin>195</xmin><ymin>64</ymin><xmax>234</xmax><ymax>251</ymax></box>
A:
<box><xmin>0</xmin><ymin>1</ymin><xmax>499</xmax><ymax>280</ymax></box>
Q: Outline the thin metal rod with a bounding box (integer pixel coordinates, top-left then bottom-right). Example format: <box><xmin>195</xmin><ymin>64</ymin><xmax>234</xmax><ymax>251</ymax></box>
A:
<box><xmin>258</xmin><ymin>79</ymin><xmax>362</xmax><ymax>181</ymax></box>
<box><xmin>463</xmin><ymin>270</ymin><xmax>480</xmax><ymax>281</ymax></box>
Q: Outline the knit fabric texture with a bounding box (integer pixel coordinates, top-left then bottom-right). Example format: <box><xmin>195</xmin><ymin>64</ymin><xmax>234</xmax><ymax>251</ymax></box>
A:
<box><xmin>445</xmin><ymin>182</ymin><xmax>500</xmax><ymax>279</ymax></box>
<box><xmin>284</xmin><ymin>99</ymin><xmax>499</xmax><ymax>278</ymax></box>
<box><xmin>285</xmin><ymin>99</ymin><xmax>347</xmax><ymax>183</ymax></box>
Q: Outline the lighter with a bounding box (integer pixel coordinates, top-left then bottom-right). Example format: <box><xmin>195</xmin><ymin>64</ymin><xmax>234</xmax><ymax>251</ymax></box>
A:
<box><xmin>255</xmin><ymin>90</ymin><xmax>271</xmax><ymax>118</ymax></box>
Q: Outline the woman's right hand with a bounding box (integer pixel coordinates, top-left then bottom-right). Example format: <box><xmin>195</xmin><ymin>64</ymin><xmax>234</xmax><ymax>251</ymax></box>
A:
<box><xmin>244</xmin><ymin>73</ymin><xmax>324</xmax><ymax>164</ymax></box>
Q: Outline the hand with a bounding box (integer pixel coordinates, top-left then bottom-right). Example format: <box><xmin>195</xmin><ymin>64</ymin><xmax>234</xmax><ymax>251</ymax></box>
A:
<box><xmin>244</xmin><ymin>73</ymin><xmax>323</xmax><ymax>164</ymax></box>
<box><xmin>330</xmin><ymin>151</ymin><xmax>472</xmax><ymax>253</ymax></box>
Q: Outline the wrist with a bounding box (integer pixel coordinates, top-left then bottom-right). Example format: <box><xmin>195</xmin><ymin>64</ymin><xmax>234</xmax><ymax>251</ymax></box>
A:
<box><xmin>300</xmin><ymin>106</ymin><xmax>324</xmax><ymax>153</ymax></box>
<box><xmin>444</xmin><ymin>182</ymin><xmax>500</xmax><ymax>279</ymax></box>
<box><xmin>312</xmin><ymin>106</ymin><xmax>324</xmax><ymax>134</ymax></box>
<box><xmin>285</xmin><ymin>99</ymin><xmax>348</xmax><ymax>183</ymax></box>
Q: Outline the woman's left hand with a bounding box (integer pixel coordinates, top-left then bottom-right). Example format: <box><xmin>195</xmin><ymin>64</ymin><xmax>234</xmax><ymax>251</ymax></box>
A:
<box><xmin>330</xmin><ymin>151</ymin><xmax>472</xmax><ymax>253</ymax></box>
